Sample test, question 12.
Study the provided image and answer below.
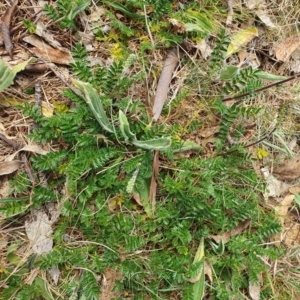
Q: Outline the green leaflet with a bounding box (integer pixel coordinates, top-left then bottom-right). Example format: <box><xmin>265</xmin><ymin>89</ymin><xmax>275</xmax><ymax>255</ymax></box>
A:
<box><xmin>72</xmin><ymin>80</ymin><xmax>114</xmax><ymax>133</ymax></box>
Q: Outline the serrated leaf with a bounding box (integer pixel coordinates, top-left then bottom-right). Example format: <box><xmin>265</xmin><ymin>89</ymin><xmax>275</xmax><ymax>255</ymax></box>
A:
<box><xmin>119</xmin><ymin>110</ymin><xmax>136</xmax><ymax>142</ymax></box>
<box><xmin>73</xmin><ymin>80</ymin><xmax>114</xmax><ymax>133</ymax></box>
<box><xmin>226</xmin><ymin>28</ymin><xmax>258</xmax><ymax>57</ymax></box>
<box><xmin>132</xmin><ymin>137</ymin><xmax>172</xmax><ymax>150</ymax></box>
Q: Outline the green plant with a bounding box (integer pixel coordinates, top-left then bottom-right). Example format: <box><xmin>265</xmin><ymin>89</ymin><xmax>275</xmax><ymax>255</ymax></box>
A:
<box><xmin>44</xmin><ymin>0</ymin><xmax>91</xmax><ymax>30</ymax></box>
<box><xmin>2</xmin><ymin>27</ymin><xmax>285</xmax><ymax>300</ymax></box>
<box><xmin>22</xmin><ymin>20</ymin><xmax>36</xmax><ymax>33</ymax></box>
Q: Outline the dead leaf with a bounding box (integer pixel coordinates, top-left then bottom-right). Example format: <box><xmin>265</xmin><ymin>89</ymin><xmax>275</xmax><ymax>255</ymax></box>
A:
<box><xmin>100</xmin><ymin>268</ymin><xmax>123</xmax><ymax>300</ymax></box>
<box><xmin>209</xmin><ymin>219</ymin><xmax>251</xmax><ymax>244</ymax></box>
<box><xmin>273</xmin><ymin>155</ymin><xmax>300</xmax><ymax>180</ymax></box>
<box><xmin>249</xmin><ymin>280</ymin><xmax>261</xmax><ymax>300</ymax></box>
<box><xmin>0</xmin><ymin>179</ymin><xmax>10</xmax><ymax>198</ymax></box>
<box><xmin>169</xmin><ymin>18</ymin><xmax>186</xmax><ymax>34</ymax></box>
<box><xmin>5</xmin><ymin>144</ymin><xmax>49</xmax><ymax>162</ymax></box>
<box><xmin>195</xmin><ymin>39</ymin><xmax>213</xmax><ymax>60</ymax></box>
<box><xmin>238</xmin><ymin>49</ymin><xmax>247</xmax><ymax>65</ymax></box>
<box><xmin>89</xmin><ymin>6</ymin><xmax>106</xmax><ymax>22</ymax></box>
<box><xmin>25</xmin><ymin>210</ymin><xmax>53</xmax><ymax>255</ymax></box>
<box><xmin>0</xmin><ymin>132</ymin><xmax>20</xmax><ymax>150</ymax></box>
<box><xmin>275</xmin><ymin>194</ymin><xmax>294</xmax><ymax>224</ymax></box>
<box><xmin>256</xmin><ymin>10</ymin><xmax>276</xmax><ymax>28</ymax></box>
<box><xmin>48</xmin><ymin>267</ymin><xmax>60</xmax><ymax>285</ymax></box>
<box><xmin>244</xmin><ymin>0</ymin><xmax>259</xmax><ymax>9</ymax></box>
<box><xmin>289</xmin><ymin>186</ymin><xmax>300</xmax><ymax>194</ymax></box>
<box><xmin>23</xmin><ymin>35</ymin><xmax>73</xmax><ymax>65</ymax></box>
<box><xmin>226</xmin><ymin>28</ymin><xmax>258</xmax><ymax>57</ymax></box>
<box><xmin>199</xmin><ymin>125</ymin><xmax>219</xmax><ymax>138</ymax></box>
<box><xmin>108</xmin><ymin>194</ymin><xmax>124</xmax><ymax>213</ymax></box>
<box><xmin>35</xmin><ymin>22</ymin><xmax>69</xmax><ymax>52</ymax></box>
<box><xmin>275</xmin><ymin>35</ymin><xmax>300</xmax><ymax>62</ymax></box>
<box><xmin>153</xmin><ymin>49</ymin><xmax>180</xmax><ymax>120</ymax></box>
<box><xmin>261</xmin><ymin>167</ymin><xmax>290</xmax><ymax>199</ymax></box>
<box><xmin>281</xmin><ymin>220</ymin><xmax>300</xmax><ymax>247</ymax></box>
<box><xmin>0</xmin><ymin>161</ymin><xmax>22</xmax><ymax>176</ymax></box>
<box><xmin>24</xmin><ymin>268</ymin><xmax>39</xmax><ymax>285</ymax></box>
<box><xmin>204</xmin><ymin>260</ymin><xmax>213</xmax><ymax>284</ymax></box>
<box><xmin>132</xmin><ymin>191</ymin><xmax>143</xmax><ymax>207</ymax></box>
<box><xmin>32</xmin><ymin>47</ymin><xmax>72</xmax><ymax>65</ymax></box>
<box><xmin>0</xmin><ymin>96</ymin><xmax>53</xmax><ymax>117</ymax></box>
<box><xmin>226</xmin><ymin>0</ymin><xmax>234</xmax><ymax>26</ymax></box>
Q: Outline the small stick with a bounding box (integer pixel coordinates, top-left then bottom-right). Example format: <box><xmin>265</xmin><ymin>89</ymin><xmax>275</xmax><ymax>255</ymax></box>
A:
<box><xmin>222</xmin><ymin>73</ymin><xmax>300</xmax><ymax>103</ymax></box>
<box><xmin>216</xmin><ymin>128</ymin><xmax>276</xmax><ymax>157</ymax></box>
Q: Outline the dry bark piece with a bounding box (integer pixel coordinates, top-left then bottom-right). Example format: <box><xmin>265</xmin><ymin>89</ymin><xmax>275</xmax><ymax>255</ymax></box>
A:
<box><xmin>275</xmin><ymin>35</ymin><xmax>300</xmax><ymax>62</ymax></box>
<box><xmin>273</xmin><ymin>155</ymin><xmax>300</xmax><ymax>180</ymax></box>
<box><xmin>152</xmin><ymin>48</ymin><xmax>180</xmax><ymax>120</ymax></box>
<box><xmin>1</xmin><ymin>0</ymin><xmax>18</xmax><ymax>58</ymax></box>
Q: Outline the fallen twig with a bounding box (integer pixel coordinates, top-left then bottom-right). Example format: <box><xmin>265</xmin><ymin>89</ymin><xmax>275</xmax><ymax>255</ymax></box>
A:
<box><xmin>1</xmin><ymin>0</ymin><xmax>19</xmax><ymax>58</ymax></box>
<box><xmin>222</xmin><ymin>73</ymin><xmax>300</xmax><ymax>103</ymax></box>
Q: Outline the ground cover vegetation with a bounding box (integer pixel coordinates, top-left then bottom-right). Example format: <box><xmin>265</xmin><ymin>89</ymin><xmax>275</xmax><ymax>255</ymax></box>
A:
<box><xmin>1</xmin><ymin>0</ymin><xmax>300</xmax><ymax>299</ymax></box>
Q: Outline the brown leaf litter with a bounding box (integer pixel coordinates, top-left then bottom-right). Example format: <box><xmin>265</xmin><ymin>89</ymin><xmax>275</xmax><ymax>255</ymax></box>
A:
<box><xmin>273</xmin><ymin>155</ymin><xmax>300</xmax><ymax>181</ymax></box>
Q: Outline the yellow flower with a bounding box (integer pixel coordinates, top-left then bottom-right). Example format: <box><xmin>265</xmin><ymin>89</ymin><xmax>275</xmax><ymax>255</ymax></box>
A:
<box><xmin>256</xmin><ymin>148</ymin><xmax>269</xmax><ymax>160</ymax></box>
